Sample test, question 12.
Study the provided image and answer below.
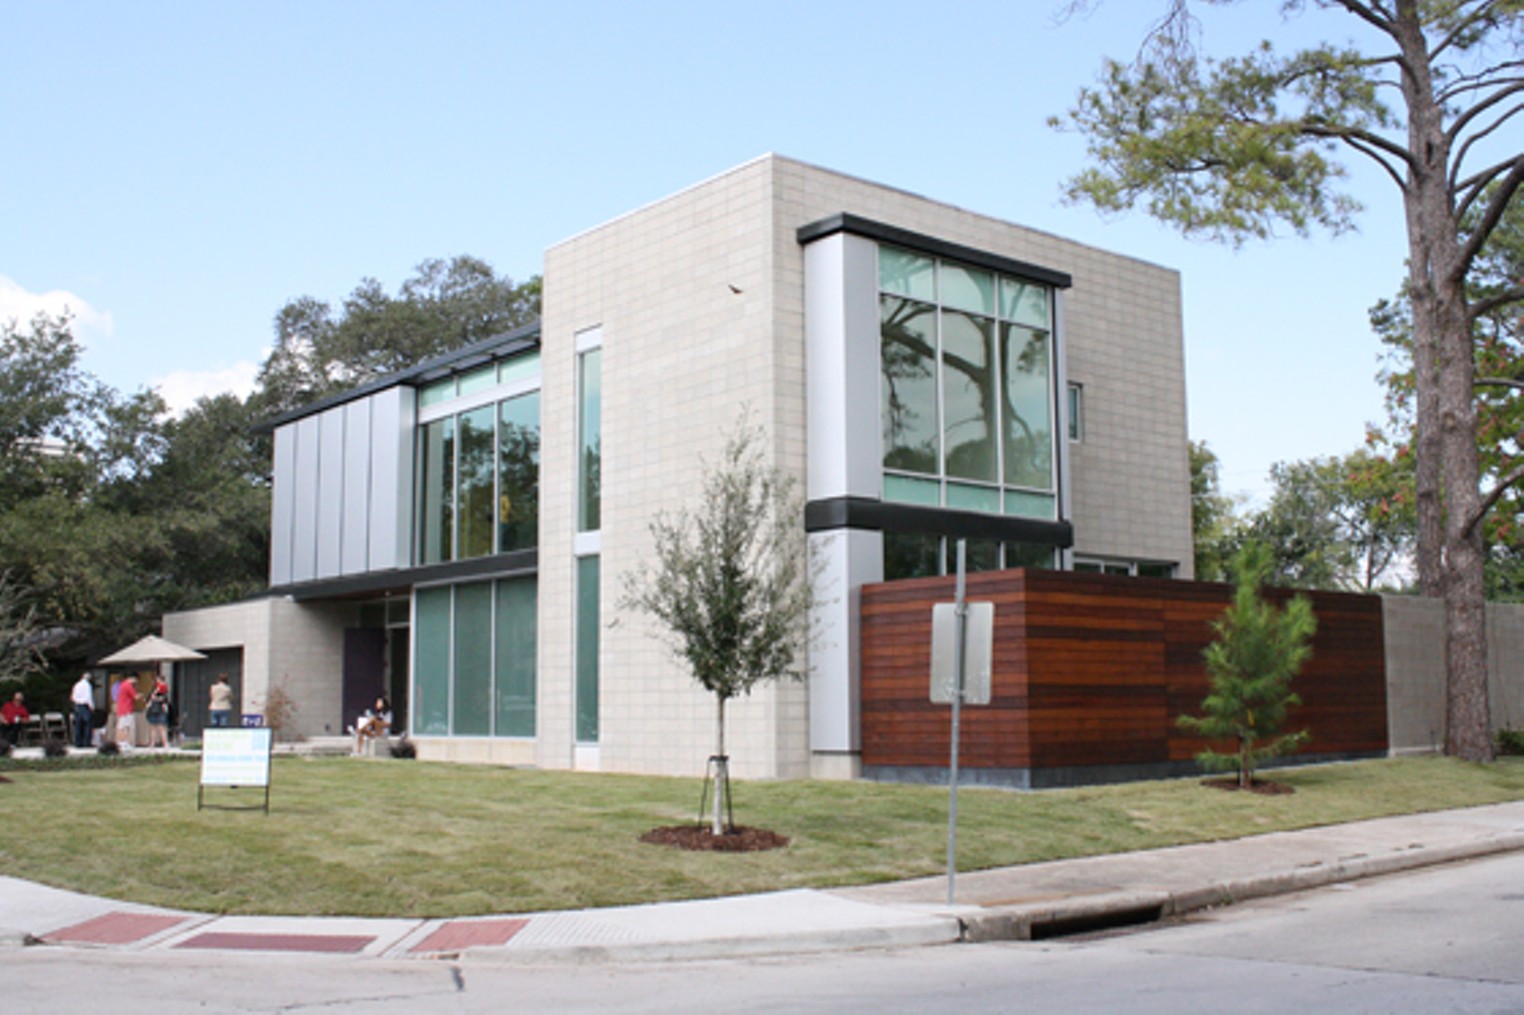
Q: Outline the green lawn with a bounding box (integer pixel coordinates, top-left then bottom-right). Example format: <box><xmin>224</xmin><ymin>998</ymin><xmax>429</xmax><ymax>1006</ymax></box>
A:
<box><xmin>2</xmin><ymin>754</ymin><xmax>1522</xmax><ymax>918</ymax></box>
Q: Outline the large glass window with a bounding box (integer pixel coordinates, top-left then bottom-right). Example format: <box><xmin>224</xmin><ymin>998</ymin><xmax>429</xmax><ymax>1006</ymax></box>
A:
<box><xmin>883</xmin><ymin>534</ymin><xmax>1056</xmax><ymax>581</ymax></box>
<box><xmin>411</xmin><ymin>577</ymin><xmax>538</xmax><ymax>738</ymax></box>
<box><xmin>415</xmin><ymin>353</ymin><xmax>540</xmax><ymax>565</ymax></box>
<box><xmin>879</xmin><ymin>245</ymin><xmax>1058</xmax><ymax>521</ymax></box>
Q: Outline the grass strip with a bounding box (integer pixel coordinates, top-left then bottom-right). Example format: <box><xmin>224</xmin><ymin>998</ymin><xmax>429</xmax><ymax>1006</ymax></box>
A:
<box><xmin>0</xmin><ymin>754</ymin><xmax>1520</xmax><ymax>918</ymax></box>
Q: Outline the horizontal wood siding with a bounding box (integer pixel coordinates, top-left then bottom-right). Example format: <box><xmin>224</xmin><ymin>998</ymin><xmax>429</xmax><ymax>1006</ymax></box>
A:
<box><xmin>859</xmin><ymin>570</ymin><xmax>1388</xmax><ymax>778</ymax></box>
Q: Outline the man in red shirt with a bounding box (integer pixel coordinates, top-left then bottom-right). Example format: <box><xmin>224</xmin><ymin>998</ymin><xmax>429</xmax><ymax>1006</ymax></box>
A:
<box><xmin>115</xmin><ymin>677</ymin><xmax>141</xmax><ymax>749</ymax></box>
<box><xmin>2</xmin><ymin>691</ymin><xmax>31</xmax><ymax>746</ymax></box>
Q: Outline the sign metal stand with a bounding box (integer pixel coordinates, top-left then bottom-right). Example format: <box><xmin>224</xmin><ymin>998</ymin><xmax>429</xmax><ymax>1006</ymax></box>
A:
<box><xmin>929</xmin><ymin>540</ymin><xmax>994</xmax><ymax>905</ymax></box>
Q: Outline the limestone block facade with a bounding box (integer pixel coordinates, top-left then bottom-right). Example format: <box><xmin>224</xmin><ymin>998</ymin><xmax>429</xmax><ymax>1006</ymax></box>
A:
<box><xmin>164</xmin><ymin>155</ymin><xmax>1193</xmax><ymax>778</ymax></box>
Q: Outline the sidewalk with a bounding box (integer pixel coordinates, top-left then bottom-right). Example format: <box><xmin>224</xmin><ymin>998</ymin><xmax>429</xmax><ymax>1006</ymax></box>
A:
<box><xmin>4</xmin><ymin>800</ymin><xmax>1523</xmax><ymax>964</ymax></box>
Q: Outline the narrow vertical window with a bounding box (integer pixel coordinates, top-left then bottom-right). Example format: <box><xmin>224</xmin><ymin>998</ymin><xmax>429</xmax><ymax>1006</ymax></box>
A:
<box><xmin>418</xmin><ymin>417</ymin><xmax>455</xmax><ymax>565</ymax></box>
<box><xmin>456</xmin><ymin>405</ymin><xmax>496</xmax><ymax>559</ymax></box>
<box><xmin>1067</xmin><ymin>382</ymin><xmax>1083</xmax><ymax>442</ymax></box>
<box><xmin>577</xmin><ymin>348</ymin><xmax>602</xmax><ymax>533</ymax></box>
<box><xmin>575</xmin><ymin>555</ymin><xmax>600</xmax><ymax>743</ymax></box>
<box><xmin>413</xmin><ymin>586</ymin><xmax>452</xmax><ymax>735</ymax></box>
<box><xmin>494</xmin><ymin>576</ymin><xmax>537</xmax><ymax>736</ymax></box>
<box><xmin>452</xmin><ymin>582</ymin><xmax>492</xmax><ymax>735</ymax></box>
<box><xmin>497</xmin><ymin>391</ymin><xmax>540</xmax><ymax>552</ymax></box>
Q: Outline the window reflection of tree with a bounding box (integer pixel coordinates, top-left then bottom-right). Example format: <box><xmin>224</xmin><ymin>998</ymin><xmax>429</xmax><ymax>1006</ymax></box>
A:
<box><xmin>880</xmin><ymin>296</ymin><xmax>938</xmax><ymax>473</ymax></box>
<box><xmin>496</xmin><ymin>421</ymin><xmax>539</xmax><ymax>552</ymax></box>
<box><xmin>457</xmin><ymin>409</ymin><xmax>496</xmax><ymax>558</ymax></box>
<box><xmin>1001</xmin><ymin>324</ymin><xmax>1052</xmax><ymax>490</ymax></box>
<box><xmin>882</xmin><ymin>273</ymin><xmax>1054</xmax><ymax>494</ymax></box>
<box><xmin>942</xmin><ymin>311</ymin><xmax>998</xmax><ymax>482</ymax></box>
<box><xmin>580</xmin><ymin>437</ymin><xmax>600</xmax><ymax>531</ymax></box>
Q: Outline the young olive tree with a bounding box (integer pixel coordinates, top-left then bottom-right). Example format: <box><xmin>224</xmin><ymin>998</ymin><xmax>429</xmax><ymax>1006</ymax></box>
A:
<box><xmin>619</xmin><ymin>419</ymin><xmax>815</xmax><ymax>834</ymax></box>
<box><xmin>1179</xmin><ymin>542</ymin><xmax>1316</xmax><ymax>787</ymax></box>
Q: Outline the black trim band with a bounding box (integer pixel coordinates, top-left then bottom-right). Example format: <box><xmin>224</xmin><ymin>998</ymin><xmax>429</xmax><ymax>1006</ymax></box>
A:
<box><xmin>805</xmin><ymin>496</ymin><xmax>1072</xmax><ymax>547</ymax></box>
<box><xmin>796</xmin><ymin>213</ymin><xmax>1072</xmax><ymax>290</ymax></box>
<box><xmin>271</xmin><ymin>549</ymin><xmax>538</xmax><ymax>601</ymax></box>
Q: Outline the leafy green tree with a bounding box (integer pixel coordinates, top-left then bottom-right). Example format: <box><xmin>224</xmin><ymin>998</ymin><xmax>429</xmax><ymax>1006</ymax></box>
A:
<box><xmin>256</xmin><ymin>255</ymin><xmax>541</xmax><ymax>415</ymax></box>
<box><xmin>1244</xmin><ymin>447</ymin><xmax>1415</xmax><ymax>591</ymax></box>
<box><xmin>1190</xmin><ymin>440</ymin><xmax>1241</xmax><ymax>581</ymax></box>
<box><xmin>1054</xmin><ymin>0</ymin><xmax>1523</xmax><ymax>761</ymax></box>
<box><xmin>0</xmin><ymin>571</ymin><xmax>43</xmax><ymax>689</ymax></box>
<box><xmin>1179</xmin><ymin>542</ymin><xmax>1316</xmax><ymax>787</ymax></box>
<box><xmin>619</xmin><ymin>419</ymin><xmax>815</xmax><ymax>834</ymax></box>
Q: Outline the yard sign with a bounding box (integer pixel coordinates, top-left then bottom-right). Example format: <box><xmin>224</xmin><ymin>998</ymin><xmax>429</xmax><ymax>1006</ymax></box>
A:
<box><xmin>198</xmin><ymin>727</ymin><xmax>274</xmax><ymax>813</ymax></box>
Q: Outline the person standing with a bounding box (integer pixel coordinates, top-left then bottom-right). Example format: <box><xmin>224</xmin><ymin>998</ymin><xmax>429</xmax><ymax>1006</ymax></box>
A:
<box><xmin>70</xmin><ymin>673</ymin><xmax>93</xmax><ymax>748</ymax></box>
<box><xmin>208</xmin><ymin>674</ymin><xmax>234</xmax><ymax>728</ymax></box>
<box><xmin>145</xmin><ymin>677</ymin><xmax>171</xmax><ymax>749</ymax></box>
<box><xmin>115</xmin><ymin>676</ymin><xmax>141</xmax><ymax>749</ymax></box>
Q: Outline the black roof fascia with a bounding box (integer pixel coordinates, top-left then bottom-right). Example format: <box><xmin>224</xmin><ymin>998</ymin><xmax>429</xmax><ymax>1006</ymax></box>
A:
<box><xmin>271</xmin><ymin>549</ymin><xmax>539</xmax><ymax>602</ymax></box>
<box><xmin>804</xmin><ymin>495</ymin><xmax>1073</xmax><ymax>547</ymax></box>
<box><xmin>252</xmin><ymin>321</ymin><xmax>542</xmax><ymax>434</ymax></box>
<box><xmin>796</xmin><ymin>213</ymin><xmax>1073</xmax><ymax>290</ymax></box>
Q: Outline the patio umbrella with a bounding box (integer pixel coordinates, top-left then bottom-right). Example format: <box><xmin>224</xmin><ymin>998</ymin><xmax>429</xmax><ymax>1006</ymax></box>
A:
<box><xmin>97</xmin><ymin>634</ymin><xmax>207</xmax><ymax>666</ymax></box>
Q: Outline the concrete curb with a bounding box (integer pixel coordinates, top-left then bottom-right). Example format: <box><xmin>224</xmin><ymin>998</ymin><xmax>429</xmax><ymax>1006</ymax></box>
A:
<box><xmin>961</xmin><ymin>832</ymin><xmax>1524</xmax><ymax>942</ymax></box>
<box><xmin>0</xmin><ymin>926</ymin><xmax>34</xmax><ymax>948</ymax></box>
<box><xmin>461</xmin><ymin>919</ymin><xmax>963</xmax><ymax>965</ymax></box>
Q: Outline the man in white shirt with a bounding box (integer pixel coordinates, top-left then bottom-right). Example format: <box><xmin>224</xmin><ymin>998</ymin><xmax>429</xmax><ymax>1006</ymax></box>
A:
<box><xmin>70</xmin><ymin>673</ymin><xmax>94</xmax><ymax>749</ymax></box>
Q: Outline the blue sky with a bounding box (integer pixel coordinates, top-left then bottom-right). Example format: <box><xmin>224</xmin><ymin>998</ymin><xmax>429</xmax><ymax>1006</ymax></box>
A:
<box><xmin>3</xmin><ymin>0</ymin><xmax>1410</xmax><ymax>503</ymax></box>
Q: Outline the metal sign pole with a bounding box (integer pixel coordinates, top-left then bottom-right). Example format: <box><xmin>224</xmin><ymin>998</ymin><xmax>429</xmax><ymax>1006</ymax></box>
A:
<box><xmin>947</xmin><ymin>539</ymin><xmax>966</xmax><ymax>906</ymax></box>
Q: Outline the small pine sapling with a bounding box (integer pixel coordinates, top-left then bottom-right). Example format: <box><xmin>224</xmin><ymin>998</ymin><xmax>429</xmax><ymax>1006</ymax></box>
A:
<box><xmin>1179</xmin><ymin>542</ymin><xmax>1315</xmax><ymax>787</ymax></box>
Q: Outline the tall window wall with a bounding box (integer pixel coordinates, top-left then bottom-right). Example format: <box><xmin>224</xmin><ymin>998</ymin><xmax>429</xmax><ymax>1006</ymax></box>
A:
<box><xmin>413</xmin><ymin>576</ymin><xmax>537</xmax><ymax>737</ymax></box>
<box><xmin>879</xmin><ymin>245</ymin><xmax>1058</xmax><ymax>521</ymax></box>
<box><xmin>417</xmin><ymin>352</ymin><xmax>541</xmax><ymax>566</ymax></box>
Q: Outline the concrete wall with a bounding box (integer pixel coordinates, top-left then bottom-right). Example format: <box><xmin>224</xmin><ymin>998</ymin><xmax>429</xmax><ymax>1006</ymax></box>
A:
<box><xmin>536</xmin><ymin>154</ymin><xmax>1192</xmax><ymax>780</ymax></box>
<box><xmin>1383</xmin><ymin>596</ymin><xmax>1524</xmax><ymax>752</ymax></box>
<box><xmin>164</xmin><ymin>597</ymin><xmax>356</xmax><ymax>741</ymax></box>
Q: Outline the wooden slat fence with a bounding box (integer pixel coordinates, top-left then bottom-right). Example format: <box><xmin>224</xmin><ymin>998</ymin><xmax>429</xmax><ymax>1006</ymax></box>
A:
<box><xmin>859</xmin><ymin>569</ymin><xmax>1388</xmax><ymax>785</ymax></box>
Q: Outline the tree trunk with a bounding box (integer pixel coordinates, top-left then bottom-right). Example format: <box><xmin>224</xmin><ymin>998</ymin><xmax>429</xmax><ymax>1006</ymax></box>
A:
<box><xmin>712</xmin><ymin>695</ymin><xmax>727</xmax><ymax>836</ymax></box>
<box><xmin>1395</xmin><ymin>2</ymin><xmax>1493</xmax><ymax>761</ymax></box>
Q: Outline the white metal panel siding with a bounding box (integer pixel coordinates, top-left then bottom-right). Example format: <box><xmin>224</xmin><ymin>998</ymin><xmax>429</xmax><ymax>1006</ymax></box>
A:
<box><xmin>316</xmin><ymin>407</ymin><xmax>346</xmax><ymax>579</ymax></box>
<box><xmin>367</xmin><ymin>387</ymin><xmax>414</xmax><ymax>572</ymax></box>
<box><xmin>804</xmin><ymin>232</ymin><xmax>880</xmax><ymax>502</ymax></box>
<box><xmin>290</xmin><ymin>416</ymin><xmax>322</xmax><ymax>583</ymax></box>
<box><xmin>269</xmin><ymin>425</ymin><xmax>297</xmax><ymax>586</ymax></box>
<box><xmin>341</xmin><ymin>399</ymin><xmax>373</xmax><ymax>574</ymax></box>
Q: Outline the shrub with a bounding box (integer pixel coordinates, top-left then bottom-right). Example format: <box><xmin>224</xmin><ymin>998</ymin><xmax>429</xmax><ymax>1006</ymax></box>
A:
<box><xmin>96</xmin><ymin>740</ymin><xmax>120</xmax><ymax>757</ymax></box>
<box><xmin>1496</xmin><ymin>729</ymin><xmax>1524</xmax><ymax>756</ymax></box>
<box><xmin>389</xmin><ymin>737</ymin><xmax>417</xmax><ymax>760</ymax></box>
<box><xmin>262</xmin><ymin>680</ymin><xmax>300</xmax><ymax>742</ymax></box>
<box><xmin>41</xmin><ymin>737</ymin><xmax>68</xmax><ymax>758</ymax></box>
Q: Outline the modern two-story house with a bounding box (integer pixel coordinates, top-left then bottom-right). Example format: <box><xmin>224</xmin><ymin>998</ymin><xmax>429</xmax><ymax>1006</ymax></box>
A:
<box><xmin>165</xmin><ymin>154</ymin><xmax>1192</xmax><ymax>779</ymax></box>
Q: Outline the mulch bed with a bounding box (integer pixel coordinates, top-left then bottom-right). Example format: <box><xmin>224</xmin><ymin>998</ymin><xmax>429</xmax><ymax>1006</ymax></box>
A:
<box><xmin>639</xmin><ymin>825</ymin><xmax>790</xmax><ymax>852</ymax></box>
<box><xmin>1201</xmin><ymin>776</ymin><xmax>1295</xmax><ymax>795</ymax></box>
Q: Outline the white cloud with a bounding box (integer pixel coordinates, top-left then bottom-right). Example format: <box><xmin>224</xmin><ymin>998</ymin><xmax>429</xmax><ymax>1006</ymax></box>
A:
<box><xmin>153</xmin><ymin>361</ymin><xmax>262</xmax><ymax>416</ymax></box>
<box><xmin>0</xmin><ymin>275</ymin><xmax>116</xmax><ymax>348</ymax></box>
